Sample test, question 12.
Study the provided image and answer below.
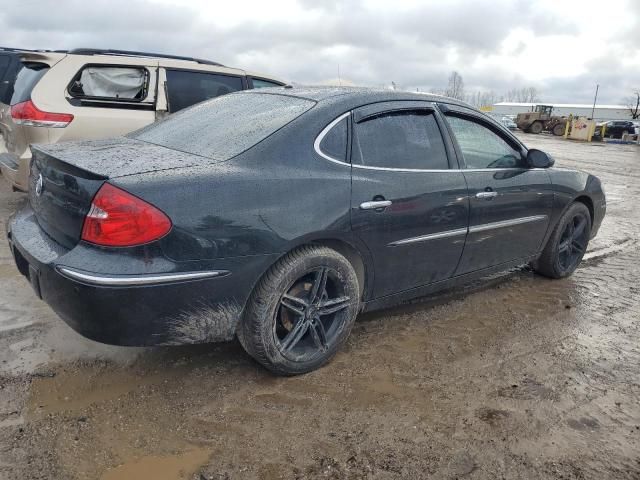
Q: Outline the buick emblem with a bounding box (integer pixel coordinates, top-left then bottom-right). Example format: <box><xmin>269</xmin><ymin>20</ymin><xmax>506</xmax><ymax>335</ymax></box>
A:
<box><xmin>35</xmin><ymin>174</ymin><xmax>44</xmax><ymax>197</ymax></box>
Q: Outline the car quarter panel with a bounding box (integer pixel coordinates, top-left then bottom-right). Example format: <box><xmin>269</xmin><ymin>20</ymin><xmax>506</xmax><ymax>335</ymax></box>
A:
<box><xmin>111</xmin><ymin>111</ymin><xmax>353</xmax><ymax>262</ymax></box>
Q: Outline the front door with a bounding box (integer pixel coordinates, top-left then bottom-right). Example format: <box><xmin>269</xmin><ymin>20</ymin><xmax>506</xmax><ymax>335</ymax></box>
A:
<box><xmin>440</xmin><ymin>107</ymin><xmax>553</xmax><ymax>274</ymax></box>
<box><xmin>350</xmin><ymin>102</ymin><xmax>469</xmax><ymax>298</ymax></box>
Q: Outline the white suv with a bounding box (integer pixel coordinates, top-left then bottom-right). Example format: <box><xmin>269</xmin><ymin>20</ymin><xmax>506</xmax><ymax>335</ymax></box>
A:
<box><xmin>0</xmin><ymin>48</ymin><xmax>284</xmax><ymax>191</ymax></box>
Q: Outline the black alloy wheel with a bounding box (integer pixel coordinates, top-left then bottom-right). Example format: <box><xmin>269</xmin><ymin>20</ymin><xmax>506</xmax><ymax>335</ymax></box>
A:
<box><xmin>239</xmin><ymin>246</ymin><xmax>360</xmax><ymax>375</ymax></box>
<box><xmin>557</xmin><ymin>213</ymin><xmax>590</xmax><ymax>272</ymax></box>
<box><xmin>534</xmin><ymin>202</ymin><xmax>591</xmax><ymax>279</ymax></box>
<box><xmin>275</xmin><ymin>267</ymin><xmax>351</xmax><ymax>361</ymax></box>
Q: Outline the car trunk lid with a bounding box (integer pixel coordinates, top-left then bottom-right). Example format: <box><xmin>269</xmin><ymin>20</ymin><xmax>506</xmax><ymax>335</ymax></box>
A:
<box><xmin>29</xmin><ymin>147</ymin><xmax>107</xmax><ymax>249</ymax></box>
<box><xmin>29</xmin><ymin>138</ymin><xmax>201</xmax><ymax>248</ymax></box>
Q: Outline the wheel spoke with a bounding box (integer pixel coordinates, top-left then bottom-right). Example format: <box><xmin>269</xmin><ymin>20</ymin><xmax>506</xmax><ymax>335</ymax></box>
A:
<box><xmin>573</xmin><ymin>217</ymin><xmax>587</xmax><ymax>240</ymax></box>
<box><xmin>318</xmin><ymin>296</ymin><xmax>351</xmax><ymax>316</ymax></box>
<box><xmin>309</xmin><ymin>316</ymin><xmax>328</xmax><ymax>350</ymax></box>
<box><xmin>572</xmin><ymin>239</ymin><xmax>585</xmax><ymax>254</ymax></box>
<box><xmin>280</xmin><ymin>294</ymin><xmax>308</xmax><ymax>316</ymax></box>
<box><xmin>558</xmin><ymin>240</ymin><xmax>571</xmax><ymax>254</ymax></box>
<box><xmin>280</xmin><ymin>318</ymin><xmax>309</xmax><ymax>352</ymax></box>
<box><xmin>309</xmin><ymin>267</ymin><xmax>328</xmax><ymax>305</ymax></box>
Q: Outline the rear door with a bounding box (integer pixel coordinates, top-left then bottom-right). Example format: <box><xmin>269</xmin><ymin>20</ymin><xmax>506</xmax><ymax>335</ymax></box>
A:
<box><xmin>440</xmin><ymin>104</ymin><xmax>553</xmax><ymax>274</ymax></box>
<box><xmin>349</xmin><ymin>101</ymin><xmax>469</xmax><ymax>298</ymax></box>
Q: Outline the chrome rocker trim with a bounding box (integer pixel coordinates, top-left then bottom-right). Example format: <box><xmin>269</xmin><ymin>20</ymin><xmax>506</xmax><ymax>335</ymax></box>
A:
<box><xmin>57</xmin><ymin>267</ymin><xmax>229</xmax><ymax>286</ymax></box>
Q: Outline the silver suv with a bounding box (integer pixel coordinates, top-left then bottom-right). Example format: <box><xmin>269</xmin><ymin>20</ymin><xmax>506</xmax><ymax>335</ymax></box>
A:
<box><xmin>0</xmin><ymin>48</ymin><xmax>284</xmax><ymax>191</ymax></box>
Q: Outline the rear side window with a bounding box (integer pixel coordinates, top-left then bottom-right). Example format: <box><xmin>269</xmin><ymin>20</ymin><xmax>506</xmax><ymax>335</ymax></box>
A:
<box><xmin>132</xmin><ymin>92</ymin><xmax>315</xmax><ymax>161</ymax></box>
<box><xmin>10</xmin><ymin>62</ymin><xmax>49</xmax><ymax>105</ymax></box>
<box><xmin>446</xmin><ymin>115</ymin><xmax>524</xmax><ymax>169</ymax></box>
<box><xmin>251</xmin><ymin>78</ymin><xmax>283</xmax><ymax>89</ymax></box>
<box><xmin>68</xmin><ymin>66</ymin><xmax>148</xmax><ymax>100</ymax></box>
<box><xmin>319</xmin><ymin>116</ymin><xmax>348</xmax><ymax>161</ymax></box>
<box><xmin>353</xmin><ymin>111</ymin><xmax>449</xmax><ymax>170</ymax></box>
<box><xmin>165</xmin><ymin>70</ymin><xmax>243</xmax><ymax>113</ymax></box>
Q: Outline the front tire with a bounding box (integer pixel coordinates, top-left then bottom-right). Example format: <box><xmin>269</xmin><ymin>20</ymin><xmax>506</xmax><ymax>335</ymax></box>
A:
<box><xmin>238</xmin><ymin>246</ymin><xmax>360</xmax><ymax>375</ymax></box>
<box><xmin>534</xmin><ymin>203</ymin><xmax>591</xmax><ymax>279</ymax></box>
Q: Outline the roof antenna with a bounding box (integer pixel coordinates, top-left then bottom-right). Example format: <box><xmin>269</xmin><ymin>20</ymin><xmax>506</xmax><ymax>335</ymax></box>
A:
<box><xmin>338</xmin><ymin>63</ymin><xmax>342</xmax><ymax>86</ymax></box>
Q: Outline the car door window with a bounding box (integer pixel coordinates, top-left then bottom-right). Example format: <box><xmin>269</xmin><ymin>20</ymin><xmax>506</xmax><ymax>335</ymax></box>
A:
<box><xmin>69</xmin><ymin>66</ymin><xmax>148</xmax><ymax>100</ymax></box>
<box><xmin>353</xmin><ymin>110</ymin><xmax>448</xmax><ymax>170</ymax></box>
<box><xmin>251</xmin><ymin>78</ymin><xmax>282</xmax><ymax>88</ymax></box>
<box><xmin>165</xmin><ymin>70</ymin><xmax>243</xmax><ymax>113</ymax></box>
<box><xmin>446</xmin><ymin>115</ymin><xmax>525</xmax><ymax>169</ymax></box>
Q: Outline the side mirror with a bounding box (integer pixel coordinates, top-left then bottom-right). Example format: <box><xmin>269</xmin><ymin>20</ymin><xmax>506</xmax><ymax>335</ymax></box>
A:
<box><xmin>527</xmin><ymin>149</ymin><xmax>555</xmax><ymax>168</ymax></box>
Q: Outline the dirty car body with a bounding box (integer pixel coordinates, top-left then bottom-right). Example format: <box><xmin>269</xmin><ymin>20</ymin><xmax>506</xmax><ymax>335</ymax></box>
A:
<box><xmin>7</xmin><ymin>87</ymin><xmax>606</xmax><ymax>356</ymax></box>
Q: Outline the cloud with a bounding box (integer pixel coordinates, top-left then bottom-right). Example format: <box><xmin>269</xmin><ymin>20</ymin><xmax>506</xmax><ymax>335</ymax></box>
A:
<box><xmin>0</xmin><ymin>0</ymin><xmax>637</xmax><ymax>104</ymax></box>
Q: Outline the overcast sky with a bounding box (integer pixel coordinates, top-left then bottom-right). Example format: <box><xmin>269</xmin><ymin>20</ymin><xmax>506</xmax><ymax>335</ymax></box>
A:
<box><xmin>3</xmin><ymin>0</ymin><xmax>639</xmax><ymax>105</ymax></box>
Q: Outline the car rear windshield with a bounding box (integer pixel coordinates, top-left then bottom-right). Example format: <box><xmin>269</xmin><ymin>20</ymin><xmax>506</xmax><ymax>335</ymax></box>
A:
<box><xmin>131</xmin><ymin>92</ymin><xmax>315</xmax><ymax>161</ymax></box>
<box><xmin>10</xmin><ymin>62</ymin><xmax>50</xmax><ymax>105</ymax></box>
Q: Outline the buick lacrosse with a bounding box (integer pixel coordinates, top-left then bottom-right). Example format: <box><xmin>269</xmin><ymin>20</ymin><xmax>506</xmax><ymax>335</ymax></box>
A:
<box><xmin>7</xmin><ymin>87</ymin><xmax>606</xmax><ymax>375</ymax></box>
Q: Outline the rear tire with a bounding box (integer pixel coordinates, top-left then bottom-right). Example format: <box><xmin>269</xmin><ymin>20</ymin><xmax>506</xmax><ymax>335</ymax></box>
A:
<box><xmin>529</xmin><ymin>121</ymin><xmax>543</xmax><ymax>134</ymax></box>
<box><xmin>534</xmin><ymin>203</ymin><xmax>591</xmax><ymax>279</ymax></box>
<box><xmin>238</xmin><ymin>246</ymin><xmax>360</xmax><ymax>375</ymax></box>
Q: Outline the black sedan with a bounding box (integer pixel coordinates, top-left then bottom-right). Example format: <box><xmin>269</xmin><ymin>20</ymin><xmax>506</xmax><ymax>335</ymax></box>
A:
<box><xmin>7</xmin><ymin>87</ymin><xmax>606</xmax><ymax>375</ymax></box>
<box><xmin>602</xmin><ymin>121</ymin><xmax>636</xmax><ymax>139</ymax></box>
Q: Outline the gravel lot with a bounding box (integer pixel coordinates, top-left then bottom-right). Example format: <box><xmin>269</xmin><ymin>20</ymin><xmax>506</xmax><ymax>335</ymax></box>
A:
<box><xmin>0</xmin><ymin>133</ymin><xmax>638</xmax><ymax>479</ymax></box>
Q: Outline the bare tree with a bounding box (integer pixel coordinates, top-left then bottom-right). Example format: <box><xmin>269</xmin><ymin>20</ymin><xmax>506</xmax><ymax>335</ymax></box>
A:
<box><xmin>502</xmin><ymin>87</ymin><xmax>540</xmax><ymax>103</ymax></box>
<box><xmin>625</xmin><ymin>90</ymin><xmax>640</xmax><ymax>119</ymax></box>
<box><xmin>469</xmin><ymin>90</ymin><xmax>498</xmax><ymax>108</ymax></box>
<box><xmin>445</xmin><ymin>71</ymin><xmax>465</xmax><ymax>100</ymax></box>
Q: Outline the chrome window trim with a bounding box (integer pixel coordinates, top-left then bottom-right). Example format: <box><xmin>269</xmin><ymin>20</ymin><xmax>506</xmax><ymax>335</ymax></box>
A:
<box><xmin>388</xmin><ymin>215</ymin><xmax>548</xmax><ymax>247</ymax></box>
<box><xmin>314</xmin><ymin>112</ymin><xmax>543</xmax><ymax>174</ymax></box>
<box><xmin>57</xmin><ymin>267</ymin><xmax>229</xmax><ymax>286</ymax></box>
<box><xmin>313</xmin><ymin>111</ymin><xmax>351</xmax><ymax>165</ymax></box>
<box><xmin>468</xmin><ymin>215</ymin><xmax>548</xmax><ymax>233</ymax></box>
<box><xmin>388</xmin><ymin>227</ymin><xmax>468</xmax><ymax>246</ymax></box>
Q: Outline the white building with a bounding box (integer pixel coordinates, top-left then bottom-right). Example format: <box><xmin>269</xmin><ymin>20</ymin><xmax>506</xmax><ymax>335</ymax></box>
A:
<box><xmin>489</xmin><ymin>102</ymin><xmax>631</xmax><ymax>122</ymax></box>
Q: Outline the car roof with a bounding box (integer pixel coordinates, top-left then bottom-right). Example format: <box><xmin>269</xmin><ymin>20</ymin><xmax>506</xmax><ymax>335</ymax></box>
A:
<box><xmin>0</xmin><ymin>47</ymin><xmax>284</xmax><ymax>82</ymax></box>
<box><xmin>243</xmin><ymin>85</ymin><xmax>472</xmax><ymax>108</ymax></box>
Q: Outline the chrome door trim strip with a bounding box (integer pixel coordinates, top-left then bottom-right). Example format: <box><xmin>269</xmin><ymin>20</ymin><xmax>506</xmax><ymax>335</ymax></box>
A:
<box><xmin>57</xmin><ymin>267</ymin><xmax>229</xmax><ymax>286</ymax></box>
<box><xmin>388</xmin><ymin>215</ymin><xmax>548</xmax><ymax>247</ymax></box>
<box><xmin>313</xmin><ymin>112</ymin><xmax>352</xmax><ymax>165</ymax></box>
<box><xmin>388</xmin><ymin>227</ymin><xmax>468</xmax><ymax>246</ymax></box>
<box><xmin>469</xmin><ymin>215</ymin><xmax>548</xmax><ymax>233</ymax></box>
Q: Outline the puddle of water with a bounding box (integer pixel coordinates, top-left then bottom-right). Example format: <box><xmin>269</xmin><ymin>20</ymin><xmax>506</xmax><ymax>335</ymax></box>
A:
<box><xmin>28</xmin><ymin>367</ymin><xmax>164</xmax><ymax>415</ymax></box>
<box><xmin>100</xmin><ymin>448</ymin><xmax>210</xmax><ymax>480</ymax></box>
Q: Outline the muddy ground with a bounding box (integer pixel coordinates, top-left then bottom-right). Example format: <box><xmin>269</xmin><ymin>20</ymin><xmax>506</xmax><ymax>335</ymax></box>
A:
<box><xmin>0</xmin><ymin>134</ymin><xmax>638</xmax><ymax>480</ymax></box>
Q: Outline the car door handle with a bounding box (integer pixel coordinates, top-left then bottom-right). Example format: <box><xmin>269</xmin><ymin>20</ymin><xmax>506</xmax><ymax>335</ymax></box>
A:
<box><xmin>475</xmin><ymin>191</ymin><xmax>498</xmax><ymax>199</ymax></box>
<box><xmin>360</xmin><ymin>200</ymin><xmax>392</xmax><ymax>210</ymax></box>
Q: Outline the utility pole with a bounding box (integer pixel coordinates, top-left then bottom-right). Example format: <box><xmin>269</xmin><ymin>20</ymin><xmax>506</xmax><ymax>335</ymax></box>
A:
<box><xmin>591</xmin><ymin>84</ymin><xmax>599</xmax><ymax>120</ymax></box>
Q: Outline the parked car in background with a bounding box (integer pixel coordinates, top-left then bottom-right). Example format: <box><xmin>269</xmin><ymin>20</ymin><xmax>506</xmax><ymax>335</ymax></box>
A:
<box><xmin>0</xmin><ymin>47</ymin><xmax>284</xmax><ymax>191</ymax></box>
<box><xmin>7</xmin><ymin>87</ymin><xmax>606</xmax><ymax>375</ymax></box>
<box><xmin>500</xmin><ymin>116</ymin><xmax>518</xmax><ymax>130</ymax></box>
<box><xmin>603</xmin><ymin>120</ymin><xmax>636</xmax><ymax>139</ymax></box>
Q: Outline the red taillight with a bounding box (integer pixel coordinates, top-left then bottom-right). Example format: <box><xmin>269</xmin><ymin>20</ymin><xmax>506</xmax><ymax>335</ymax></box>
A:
<box><xmin>11</xmin><ymin>100</ymin><xmax>73</xmax><ymax>128</ymax></box>
<box><xmin>81</xmin><ymin>183</ymin><xmax>172</xmax><ymax>247</ymax></box>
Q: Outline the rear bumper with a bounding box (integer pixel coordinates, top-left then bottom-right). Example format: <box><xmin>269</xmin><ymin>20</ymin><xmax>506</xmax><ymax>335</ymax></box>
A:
<box><xmin>7</xmin><ymin>205</ymin><xmax>270</xmax><ymax>346</ymax></box>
